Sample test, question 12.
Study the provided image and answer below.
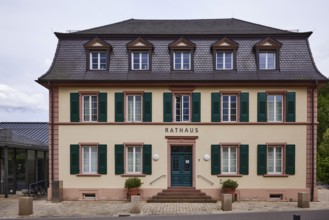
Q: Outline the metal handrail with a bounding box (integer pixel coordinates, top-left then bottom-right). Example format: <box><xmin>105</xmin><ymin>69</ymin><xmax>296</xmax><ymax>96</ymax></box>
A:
<box><xmin>149</xmin><ymin>175</ymin><xmax>166</xmax><ymax>185</ymax></box>
<box><xmin>197</xmin><ymin>175</ymin><xmax>214</xmax><ymax>185</ymax></box>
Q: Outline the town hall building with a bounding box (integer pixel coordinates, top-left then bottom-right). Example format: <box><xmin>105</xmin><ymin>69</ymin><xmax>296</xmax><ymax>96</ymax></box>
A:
<box><xmin>37</xmin><ymin>18</ymin><xmax>327</xmax><ymax>202</ymax></box>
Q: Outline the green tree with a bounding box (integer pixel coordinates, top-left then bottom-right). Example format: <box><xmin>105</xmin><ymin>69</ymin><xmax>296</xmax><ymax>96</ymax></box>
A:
<box><xmin>318</xmin><ymin>83</ymin><xmax>329</xmax><ymax>144</ymax></box>
<box><xmin>317</xmin><ymin>128</ymin><xmax>329</xmax><ymax>184</ymax></box>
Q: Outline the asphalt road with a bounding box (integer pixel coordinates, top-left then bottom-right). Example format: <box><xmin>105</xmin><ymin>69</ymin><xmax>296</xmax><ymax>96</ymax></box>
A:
<box><xmin>11</xmin><ymin>210</ymin><xmax>329</xmax><ymax>220</ymax></box>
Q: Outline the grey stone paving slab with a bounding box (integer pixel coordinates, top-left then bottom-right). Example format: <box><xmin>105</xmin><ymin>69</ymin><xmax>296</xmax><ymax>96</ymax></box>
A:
<box><xmin>1</xmin><ymin>189</ymin><xmax>329</xmax><ymax>219</ymax></box>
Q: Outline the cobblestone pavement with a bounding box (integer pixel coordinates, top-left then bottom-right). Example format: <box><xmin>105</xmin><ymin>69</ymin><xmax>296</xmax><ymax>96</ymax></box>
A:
<box><xmin>1</xmin><ymin>189</ymin><xmax>329</xmax><ymax>219</ymax></box>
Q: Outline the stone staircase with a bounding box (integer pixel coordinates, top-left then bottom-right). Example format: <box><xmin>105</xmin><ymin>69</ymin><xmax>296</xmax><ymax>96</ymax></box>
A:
<box><xmin>147</xmin><ymin>187</ymin><xmax>217</xmax><ymax>203</ymax></box>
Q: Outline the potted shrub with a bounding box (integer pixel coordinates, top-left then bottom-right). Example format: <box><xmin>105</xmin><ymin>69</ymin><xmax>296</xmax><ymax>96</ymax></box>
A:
<box><xmin>124</xmin><ymin>177</ymin><xmax>142</xmax><ymax>198</ymax></box>
<box><xmin>221</xmin><ymin>179</ymin><xmax>238</xmax><ymax>195</ymax></box>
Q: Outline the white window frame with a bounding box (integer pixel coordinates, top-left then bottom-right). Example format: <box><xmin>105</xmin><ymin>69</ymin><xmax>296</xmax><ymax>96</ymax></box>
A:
<box><xmin>259</xmin><ymin>52</ymin><xmax>276</xmax><ymax>70</ymax></box>
<box><xmin>173</xmin><ymin>51</ymin><xmax>191</xmax><ymax>70</ymax></box>
<box><xmin>267</xmin><ymin>94</ymin><xmax>283</xmax><ymax>122</ymax></box>
<box><xmin>174</xmin><ymin>94</ymin><xmax>190</xmax><ymax>122</ymax></box>
<box><xmin>126</xmin><ymin>146</ymin><xmax>143</xmax><ymax>174</ymax></box>
<box><xmin>221</xmin><ymin>146</ymin><xmax>237</xmax><ymax>174</ymax></box>
<box><xmin>131</xmin><ymin>51</ymin><xmax>149</xmax><ymax>70</ymax></box>
<box><xmin>222</xmin><ymin>95</ymin><xmax>237</xmax><ymax>122</ymax></box>
<box><xmin>82</xmin><ymin>95</ymin><xmax>98</xmax><ymax>122</ymax></box>
<box><xmin>267</xmin><ymin>146</ymin><xmax>283</xmax><ymax>174</ymax></box>
<box><xmin>126</xmin><ymin>95</ymin><xmax>143</xmax><ymax>122</ymax></box>
<box><xmin>90</xmin><ymin>51</ymin><xmax>107</xmax><ymax>70</ymax></box>
<box><xmin>82</xmin><ymin>146</ymin><xmax>97</xmax><ymax>174</ymax></box>
<box><xmin>216</xmin><ymin>51</ymin><xmax>233</xmax><ymax>70</ymax></box>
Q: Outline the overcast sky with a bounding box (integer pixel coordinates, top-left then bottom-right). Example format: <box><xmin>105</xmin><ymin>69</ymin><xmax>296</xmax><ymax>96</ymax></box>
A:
<box><xmin>0</xmin><ymin>0</ymin><xmax>328</xmax><ymax>122</ymax></box>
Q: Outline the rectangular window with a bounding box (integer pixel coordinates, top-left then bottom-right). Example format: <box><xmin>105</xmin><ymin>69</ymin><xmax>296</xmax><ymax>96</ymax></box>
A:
<box><xmin>259</xmin><ymin>52</ymin><xmax>276</xmax><ymax>70</ymax></box>
<box><xmin>267</xmin><ymin>95</ymin><xmax>283</xmax><ymax>122</ymax></box>
<box><xmin>127</xmin><ymin>95</ymin><xmax>142</xmax><ymax>122</ymax></box>
<box><xmin>90</xmin><ymin>52</ymin><xmax>107</xmax><ymax>70</ymax></box>
<box><xmin>82</xmin><ymin>146</ymin><xmax>97</xmax><ymax>174</ymax></box>
<box><xmin>222</xmin><ymin>95</ymin><xmax>237</xmax><ymax>122</ymax></box>
<box><xmin>127</xmin><ymin>146</ymin><xmax>142</xmax><ymax>173</ymax></box>
<box><xmin>83</xmin><ymin>95</ymin><xmax>98</xmax><ymax>122</ymax></box>
<box><xmin>216</xmin><ymin>51</ymin><xmax>233</xmax><ymax>70</ymax></box>
<box><xmin>174</xmin><ymin>95</ymin><xmax>190</xmax><ymax>122</ymax></box>
<box><xmin>267</xmin><ymin>146</ymin><xmax>282</xmax><ymax>174</ymax></box>
<box><xmin>132</xmin><ymin>52</ymin><xmax>149</xmax><ymax>70</ymax></box>
<box><xmin>222</xmin><ymin>146</ymin><xmax>237</xmax><ymax>174</ymax></box>
<box><xmin>174</xmin><ymin>51</ymin><xmax>191</xmax><ymax>70</ymax></box>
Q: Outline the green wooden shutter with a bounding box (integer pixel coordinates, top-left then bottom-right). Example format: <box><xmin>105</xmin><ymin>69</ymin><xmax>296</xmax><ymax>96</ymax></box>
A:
<box><xmin>70</xmin><ymin>144</ymin><xmax>79</xmax><ymax>174</ymax></box>
<box><xmin>257</xmin><ymin>144</ymin><xmax>267</xmax><ymax>175</ymax></box>
<box><xmin>239</xmin><ymin>144</ymin><xmax>249</xmax><ymax>175</ymax></box>
<box><xmin>70</xmin><ymin>93</ymin><xmax>80</xmax><ymax>122</ymax></box>
<box><xmin>98</xmin><ymin>93</ymin><xmax>107</xmax><ymax>122</ymax></box>
<box><xmin>211</xmin><ymin>93</ymin><xmax>221</xmax><ymax>122</ymax></box>
<box><xmin>143</xmin><ymin>93</ymin><xmax>152</xmax><ymax>122</ymax></box>
<box><xmin>98</xmin><ymin>144</ymin><xmax>107</xmax><ymax>174</ymax></box>
<box><xmin>115</xmin><ymin>144</ymin><xmax>124</xmax><ymax>174</ymax></box>
<box><xmin>192</xmin><ymin>93</ymin><xmax>201</xmax><ymax>122</ymax></box>
<box><xmin>286</xmin><ymin>92</ymin><xmax>296</xmax><ymax>122</ymax></box>
<box><xmin>143</xmin><ymin>144</ymin><xmax>152</xmax><ymax>174</ymax></box>
<box><xmin>115</xmin><ymin>93</ymin><xmax>124</xmax><ymax>122</ymax></box>
<box><xmin>286</xmin><ymin>144</ymin><xmax>295</xmax><ymax>175</ymax></box>
<box><xmin>211</xmin><ymin>145</ymin><xmax>221</xmax><ymax>175</ymax></box>
<box><xmin>240</xmin><ymin>93</ymin><xmax>249</xmax><ymax>122</ymax></box>
<box><xmin>257</xmin><ymin>93</ymin><xmax>267</xmax><ymax>122</ymax></box>
<box><xmin>163</xmin><ymin>93</ymin><xmax>172</xmax><ymax>122</ymax></box>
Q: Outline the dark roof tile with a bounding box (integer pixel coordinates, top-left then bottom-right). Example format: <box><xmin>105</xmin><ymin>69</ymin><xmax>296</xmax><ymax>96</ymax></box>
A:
<box><xmin>70</xmin><ymin>18</ymin><xmax>293</xmax><ymax>35</ymax></box>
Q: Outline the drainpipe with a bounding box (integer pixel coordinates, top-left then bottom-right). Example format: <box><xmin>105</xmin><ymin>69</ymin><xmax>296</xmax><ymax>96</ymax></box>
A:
<box><xmin>48</xmin><ymin>82</ymin><xmax>54</xmax><ymax>186</ymax></box>
<box><xmin>311</xmin><ymin>80</ymin><xmax>318</xmax><ymax>201</ymax></box>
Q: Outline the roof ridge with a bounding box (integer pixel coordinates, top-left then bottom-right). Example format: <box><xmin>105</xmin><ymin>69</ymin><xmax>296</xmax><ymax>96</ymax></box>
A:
<box><xmin>232</xmin><ymin>18</ymin><xmax>291</xmax><ymax>33</ymax></box>
<box><xmin>73</xmin><ymin>18</ymin><xmax>135</xmax><ymax>34</ymax></box>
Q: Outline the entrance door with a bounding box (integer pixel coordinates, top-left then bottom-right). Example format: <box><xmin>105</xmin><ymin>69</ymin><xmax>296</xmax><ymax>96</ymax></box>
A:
<box><xmin>171</xmin><ymin>146</ymin><xmax>192</xmax><ymax>187</ymax></box>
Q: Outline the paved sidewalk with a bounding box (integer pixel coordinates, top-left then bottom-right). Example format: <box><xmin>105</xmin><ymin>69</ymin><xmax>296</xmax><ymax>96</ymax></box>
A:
<box><xmin>1</xmin><ymin>188</ymin><xmax>329</xmax><ymax>218</ymax></box>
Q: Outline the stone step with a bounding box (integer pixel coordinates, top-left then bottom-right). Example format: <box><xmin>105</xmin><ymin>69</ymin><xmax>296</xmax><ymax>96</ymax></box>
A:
<box><xmin>157</xmin><ymin>192</ymin><xmax>207</xmax><ymax>197</ymax></box>
<box><xmin>147</xmin><ymin>187</ymin><xmax>217</xmax><ymax>203</ymax></box>
<box><xmin>147</xmin><ymin>198</ymin><xmax>217</xmax><ymax>203</ymax></box>
<box><xmin>152</xmin><ymin>196</ymin><xmax>211</xmax><ymax>200</ymax></box>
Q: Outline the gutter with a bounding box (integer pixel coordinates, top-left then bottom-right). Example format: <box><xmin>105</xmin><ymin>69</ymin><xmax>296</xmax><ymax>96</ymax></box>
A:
<box><xmin>311</xmin><ymin>80</ymin><xmax>318</xmax><ymax>201</ymax></box>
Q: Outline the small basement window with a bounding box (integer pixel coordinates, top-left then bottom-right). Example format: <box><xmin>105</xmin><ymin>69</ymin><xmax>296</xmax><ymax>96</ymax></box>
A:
<box><xmin>83</xmin><ymin>193</ymin><xmax>96</xmax><ymax>200</ymax></box>
<box><xmin>269</xmin><ymin>194</ymin><xmax>283</xmax><ymax>201</ymax></box>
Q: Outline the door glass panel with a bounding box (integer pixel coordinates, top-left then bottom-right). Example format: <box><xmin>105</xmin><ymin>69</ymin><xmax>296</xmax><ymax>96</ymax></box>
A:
<box><xmin>184</xmin><ymin>156</ymin><xmax>191</xmax><ymax>171</ymax></box>
<box><xmin>173</xmin><ymin>156</ymin><xmax>179</xmax><ymax>171</ymax></box>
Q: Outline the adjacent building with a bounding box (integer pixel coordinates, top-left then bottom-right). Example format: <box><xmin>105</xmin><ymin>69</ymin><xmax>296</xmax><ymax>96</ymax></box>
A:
<box><xmin>37</xmin><ymin>19</ymin><xmax>327</xmax><ymax>201</ymax></box>
<box><xmin>0</xmin><ymin>122</ymin><xmax>48</xmax><ymax>197</ymax></box>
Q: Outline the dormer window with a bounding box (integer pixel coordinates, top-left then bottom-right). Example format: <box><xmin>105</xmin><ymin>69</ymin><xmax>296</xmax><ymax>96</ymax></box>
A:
<box><xmin>132</xmin><ymin>52</ymin><xmax>149</xmax><ymax>70</ymax></box>
<box><xmin>90</xmin><ymin>52</ymin><xmax>107</xmax><ymax>70</ymax></box>
<box><xmin>127</xmin><ymin>37</ymin><xmax>154</xmax><ymax>71</ymax></box>
<box><xmin>84</xmin><ymin>37</ymin><xmax>111</xmax><ymax>70</ymax></box>
<box><xmin>211</xmin><ymin>37</ymin><xmax>238</xmax><ymax>70</ymax></box>
<box><xmin>254</xmin><ymin>37</ymin><xmax>282</xmax><ymax>70</ymax></box>
<box><xmin>259</xmin><ymin>52</ymin><xmax>276</xmax><ymax>70</ymax></box>
<box><xmin>169</xmin><ymin>38</ymin><xmax>196</xmax><ymax>71</ymax></box>
<box><xmin>174</xmin><ymin>51</ymin><xmax>191</xmax><ymax>70</ymax></box>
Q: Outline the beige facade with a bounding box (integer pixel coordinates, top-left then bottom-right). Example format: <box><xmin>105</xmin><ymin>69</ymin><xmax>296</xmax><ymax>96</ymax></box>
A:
<box><xmin>51</xmin><ymin>86</ymin><xmax>313</xmax><ymax>201</ymax></box>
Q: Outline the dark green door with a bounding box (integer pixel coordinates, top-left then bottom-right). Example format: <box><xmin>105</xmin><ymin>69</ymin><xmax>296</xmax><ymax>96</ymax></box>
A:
<box><xmin>171</xmin><ymin>146</ymin><xmax>192</xmax><ymax>187</ymax></box>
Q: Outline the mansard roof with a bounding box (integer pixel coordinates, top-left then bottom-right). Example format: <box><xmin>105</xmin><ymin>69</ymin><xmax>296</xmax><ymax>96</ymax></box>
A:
<box><xmin>37</xmin><ymin>19</ymin><xmax>327</xmax><ymax>84</ymax></box>
<box><xmin>59</xmin><ymin>18</ymin><xmax>302</xmax><ymax>36</ymax></box>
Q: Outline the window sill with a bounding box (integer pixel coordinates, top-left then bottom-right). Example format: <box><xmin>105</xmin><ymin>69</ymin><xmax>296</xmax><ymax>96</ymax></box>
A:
<box><xmin>76</xmin><ymin>174</ymin><xmax>102</xmax><ymax>177</ymax></box>
<box><xmin>121</xmin><ymin>174</ymin><xmax>146</xmax><ymax>177</ymax></box>
<box><xmin>263</xmin><ymin>174</ymin><xmax>288</xmax><ymax>177</ymax></box>
<box><xmin>217</xmin><ymin>174</ymin><xmax>243</xmax><ymax>177</ymax></box>
<box><xmin>88</xmin><ymin>69</ymin><xmax>108</xmax><ymax>71</ymax></box>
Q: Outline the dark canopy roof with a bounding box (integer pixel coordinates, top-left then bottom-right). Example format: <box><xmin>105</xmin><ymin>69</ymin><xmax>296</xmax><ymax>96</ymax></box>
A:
<box><xmin>0</xmin><ymin>122</ymin><xmax>48</xmax><ymax>145</ymax></box>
